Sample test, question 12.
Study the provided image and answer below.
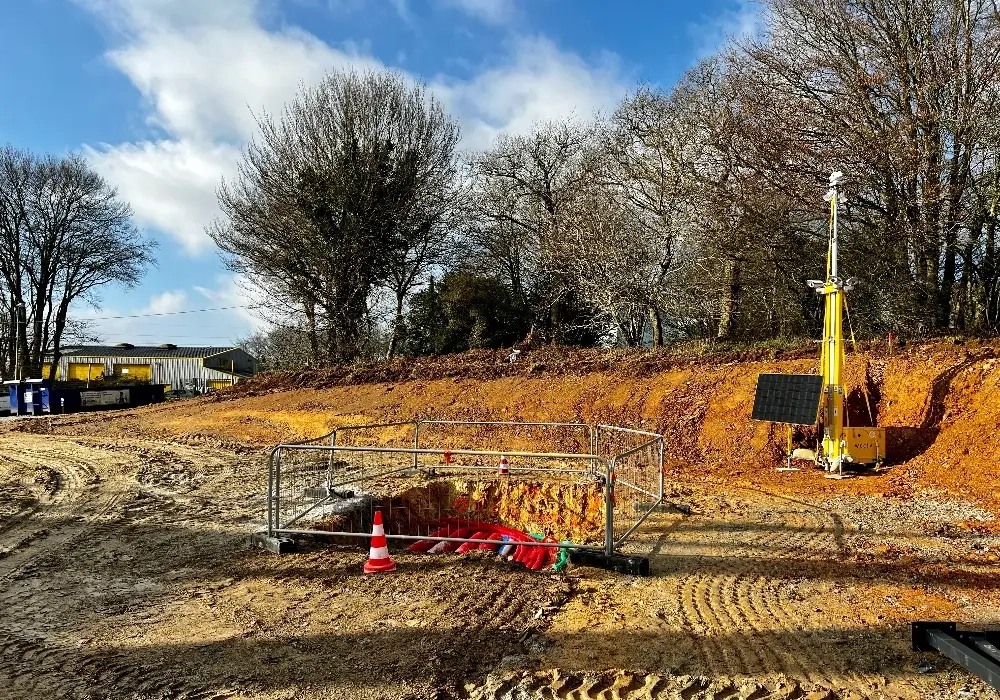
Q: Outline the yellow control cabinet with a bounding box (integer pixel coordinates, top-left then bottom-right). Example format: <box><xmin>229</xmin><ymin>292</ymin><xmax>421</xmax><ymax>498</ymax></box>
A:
<box><xmin>846</xmin><ymin>427</ymin><xmax>886</xmax><ymax>465</ymax></box>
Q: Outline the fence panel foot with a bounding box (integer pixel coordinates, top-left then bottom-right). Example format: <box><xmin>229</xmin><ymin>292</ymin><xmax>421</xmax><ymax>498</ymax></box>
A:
<box><xmin>251</xmin><ymin>532</ymin><xmax>296</xmax><ymax>554</ymax></box>
<box><xmin>570</xmin><ymin>551</ymin><xmax>650</xmax><ymax>576</ymax></box>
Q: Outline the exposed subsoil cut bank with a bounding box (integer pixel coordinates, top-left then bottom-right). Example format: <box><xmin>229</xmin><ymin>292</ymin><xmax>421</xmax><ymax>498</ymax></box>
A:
<box><xmin>305</xmin><ymin>476</ymin><xmax>608</xmax><ymax>548</ymax></box>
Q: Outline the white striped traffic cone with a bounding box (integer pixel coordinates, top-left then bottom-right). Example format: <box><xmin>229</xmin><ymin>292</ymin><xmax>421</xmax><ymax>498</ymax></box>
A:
<box><xmin>364</xmin><ymin>510</ymin><xmax>397</xmax><ymax>573</ymax></box>
<box><xmin>498</xmin><ymin>455</ymin><xmax>509</xmax><ymax>476</ymax></box>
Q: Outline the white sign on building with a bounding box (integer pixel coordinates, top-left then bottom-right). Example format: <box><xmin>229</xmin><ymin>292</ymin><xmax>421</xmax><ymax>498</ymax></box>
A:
<box><xmin>80</xmin><ymin>390</ymin><xmax>130</xmax><ymax>407</ymax></box>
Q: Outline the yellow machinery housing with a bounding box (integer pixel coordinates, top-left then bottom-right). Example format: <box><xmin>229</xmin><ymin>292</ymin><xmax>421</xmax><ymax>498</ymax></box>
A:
<box><xmin>844</xmin><ymin>427</ymin><xmax>886</xmax><ymax>465</ymax></box>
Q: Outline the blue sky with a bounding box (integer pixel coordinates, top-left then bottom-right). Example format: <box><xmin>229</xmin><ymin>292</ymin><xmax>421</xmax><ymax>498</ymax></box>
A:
<box><xmin>0</xmin><ymin>0</ymin><xmax>759</xmax><ymax>347</ymax></box>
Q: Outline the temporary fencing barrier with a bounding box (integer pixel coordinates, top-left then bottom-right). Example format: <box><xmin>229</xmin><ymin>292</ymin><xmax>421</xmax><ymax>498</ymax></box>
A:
<box><xmin>595</xmin><ymin>424</ymin><xmax>665</xmax><ymax>550</ymax></box>
<box><xmin>262</xmin><ymin>419</ymin><xmax>664</xmax><ymax>558</ymax></box>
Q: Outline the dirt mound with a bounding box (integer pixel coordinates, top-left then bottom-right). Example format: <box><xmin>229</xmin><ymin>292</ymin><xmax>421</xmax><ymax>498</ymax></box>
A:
<box><xmin>215</xmin><ymin>342</ymin><xmax>819</xmax><ymax>399</ymax></box>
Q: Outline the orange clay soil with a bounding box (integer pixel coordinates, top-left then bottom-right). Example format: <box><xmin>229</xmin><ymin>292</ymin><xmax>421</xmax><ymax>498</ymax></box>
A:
<box><xmin>24</xmin><ymin>338</ymin><xmax>1000</xmax><ymax>517</ymax></box>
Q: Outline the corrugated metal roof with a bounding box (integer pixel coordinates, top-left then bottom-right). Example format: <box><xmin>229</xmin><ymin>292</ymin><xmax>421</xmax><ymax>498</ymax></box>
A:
<box><xmin>58</xmin><ymin>345</ymin><xmax>236</xmax><ymax>359</ymax></box>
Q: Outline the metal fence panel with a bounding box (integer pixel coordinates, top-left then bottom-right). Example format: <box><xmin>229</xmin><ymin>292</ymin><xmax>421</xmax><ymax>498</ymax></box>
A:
<box><xmin>609</xmin><ymin>437</ymin><xmax>664</xmax><ymax>547</ymax></box>
<box><xmin>596</xmin><ymin>425</ymin><xmax>664</xmax><ymax>549</ymax></box>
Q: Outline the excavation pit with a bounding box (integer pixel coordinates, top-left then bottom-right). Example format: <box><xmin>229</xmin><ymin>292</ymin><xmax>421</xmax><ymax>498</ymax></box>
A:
<box><xmin>303</xmin><ymin>475</ymin><xmax>608</xmax><ymax>548</ymax></box>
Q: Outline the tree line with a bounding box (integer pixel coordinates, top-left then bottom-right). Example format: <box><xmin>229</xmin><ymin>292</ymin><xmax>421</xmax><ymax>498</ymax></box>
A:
<box><xmin>0</xmin><ymin>147</ymin><xmax>153</xmax><ymax>380</ymax></box>
<box><xmin>221</xmin><ymin>0</ymin><xmax>1000</xmax><ymax>369</ymax></box>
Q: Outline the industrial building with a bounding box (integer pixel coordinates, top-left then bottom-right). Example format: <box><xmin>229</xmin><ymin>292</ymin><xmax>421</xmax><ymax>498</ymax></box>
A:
<box><xmin>44</xmin><ymin>344</ymin><xmax>259</xmax><ymax>391</ymax></box>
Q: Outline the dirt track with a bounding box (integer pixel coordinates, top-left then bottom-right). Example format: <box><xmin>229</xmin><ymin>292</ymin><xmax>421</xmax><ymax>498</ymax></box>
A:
<box><xmin>2</xmin><ymin>426</ymin><xmax>999</xmax><ymax>699</ymax></box>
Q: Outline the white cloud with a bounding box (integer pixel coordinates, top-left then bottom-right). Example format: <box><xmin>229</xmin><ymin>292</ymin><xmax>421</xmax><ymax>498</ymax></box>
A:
<box><xmin>74</xmin><ymin>278</ymin><xmax>261</xmax><ymax>346</ymax></box>
<box><xmin>84</xmin><ymin>140</ymin><xmax>239</xmax><ymax>254</ymax></box>
<box><xmin>106</xmin><ymin>23</ymin><xmax>355</xmax><ymax>143</ymax></box>
<box><xmin>86</xmin><ymin>1</ymin><xmax>351</xmax><ymax>140</ymax></box>
<box><xmin>82</xmin><ymin>0</ymin><xmax>380</xmax><ymax>253</ymax></box>
<box><xmin>432</xmin><ymin>37</ymin><xmax>628</xmax><ymax>150</ymax></box>
<box><xmin>690</xmin><ymin>0</ymin><xmax>765</xmax><ymax>59</ymax></box>
<box><xmin>389</xmin><ymin>0</ymin><xmax>414</xmax><ymax>25</ymax></box>
<box><xmin>81</xmin><ymin>0</ymin><xmax>630</xmax><ymax>254</ymax></box>
<box><xmin>193</xmin><ymin>275</ymin><xmax>268</xmax><ymax>330</ymax></box>
<box><xmin>438</xmin><ymin>0</ymin><xmax>517</xmax><ymax>25</ymax></box>
<box><xmin>145</xmin><ymin>290</ymin><xmax>189</xmax><ymax>315</ymax></box>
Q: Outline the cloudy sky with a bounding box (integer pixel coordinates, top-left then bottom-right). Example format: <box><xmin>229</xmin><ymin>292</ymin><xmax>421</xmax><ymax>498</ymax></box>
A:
<box><xmin>1</xmin><ymin>0</ymin><xmax>759</xmax><ymax>347</ymax></box>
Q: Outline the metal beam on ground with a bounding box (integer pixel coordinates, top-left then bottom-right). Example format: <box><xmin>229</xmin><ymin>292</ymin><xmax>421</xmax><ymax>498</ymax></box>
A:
<box><xmin>912</xmin><ymin>622</ymin><xmax>1000</xmax><ymax>690</ymax></box>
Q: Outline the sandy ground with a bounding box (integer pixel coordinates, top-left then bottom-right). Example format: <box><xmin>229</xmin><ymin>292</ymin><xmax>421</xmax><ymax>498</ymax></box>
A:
<box><xmin>2</xmin><ymin>428</ymin><xmax>999</xmax><ymax>699</ymax></box>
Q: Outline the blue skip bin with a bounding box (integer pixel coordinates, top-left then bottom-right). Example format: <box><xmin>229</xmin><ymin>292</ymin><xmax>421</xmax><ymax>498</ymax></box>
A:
<box><xmin>4</xmin><ymin>381</ymin><xmax>27</xmax><ymax>416</ymax></box>
<box><xmin>24</xmin><ymin>379</ymin><xmax>48</xmax><ymax>416</ymax></box>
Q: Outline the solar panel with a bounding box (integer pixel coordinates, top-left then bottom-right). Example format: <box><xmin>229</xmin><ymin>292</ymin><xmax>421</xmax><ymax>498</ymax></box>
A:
<box><xmin>751</xmin><ymin>373</ymin><xmax>824</xmax><ymax>425</ymax></box>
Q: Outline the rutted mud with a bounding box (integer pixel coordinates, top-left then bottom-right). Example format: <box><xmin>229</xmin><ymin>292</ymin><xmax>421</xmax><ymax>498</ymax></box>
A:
<box><xmin>1</xmin><ymin>430</ymin><xmax>998</xmax><ymax>699</ymax></box>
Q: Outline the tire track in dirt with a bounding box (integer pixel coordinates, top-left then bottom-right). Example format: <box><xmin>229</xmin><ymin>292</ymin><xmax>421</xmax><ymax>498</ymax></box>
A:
<box><xmin>742</xmin><ymin>511</ymin><xmax>844</xmax><ymax>688</ymax></box>
<box><xmin>0</xmin><ymin>457</ymin><xmax>62</xmax><ymax>539</ymax></box>
<box><xmin>0</xmin><ymin>448</ymin><xmax>119</xmax><ymax>583</ymax></box>
<box><xmin>0</xmin><ymin>436</ymin><xmax>249</xmax><ymax>700</ymax></box>
<box><xmin>660</xmin><ymin>493</ymin><xmax>865</xmax><ymax>694</ymax></box>
<box><xmin>743</xmin><ymin>514</ymin><xmax>834</xmax><ymax>688</ymax></box>
<box><xmin>760</xmin><ymin>505</ymin><xmax>872</xmax><ymax>697</ymax></box>
<box><xmin>679</xmin><ymin>571</ymin><xmax>730</xmax><ymax>674</ymax></box>
<box><xmin>0</xmin><ymin>455</ymin><xmax>68</xmax><ymax>543</ymax></box>
<box><xmin>744</xmin><ymin>575</ymin><xmax>810</xmax><ymax>681</ymax></box>
<box><xmin>726</xmin><ymin>572</ymin><xmax>790</xmax><ymax>675</ymax></box>
<box><xmin>705</xmin><ymin>573</ymin><xmax>756</xmax><ymax>675</ymax></box>
<box><xmin>0</xmin><ymin>631</ymin><xmax>240</xmax><ymax>699</ymax></box>
<box><xmin>672</xmin><ymin>512</ymin><xmax>816</xmax><ymax>679</ymax></box>
<box><xmin>463</xmin><ymin>669</ymin><xmax>842</xmax><ymax>700</ymax></box>
<box><xmin>686</xmin><ymin>513</ymin><xmax>817</xmax><ymax>681</ymax></box>
<box><xmin>721</xmin><ymin>503</ymin><xmax>871</xmax><ymax>697</ymax></box>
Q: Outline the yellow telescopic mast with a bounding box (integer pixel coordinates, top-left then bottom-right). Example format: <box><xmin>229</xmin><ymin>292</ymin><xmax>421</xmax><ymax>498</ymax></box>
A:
<box><xmin>811</xmin><ymin>172</ymin><xmax>856</xmax><ymax>476</ymax></box>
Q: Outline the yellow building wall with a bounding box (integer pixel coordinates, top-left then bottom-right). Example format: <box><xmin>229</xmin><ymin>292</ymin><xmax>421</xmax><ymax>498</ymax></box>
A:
<box><xmin>67</xmin><ymin>363</ymin><xmax>105</xmax><ymax>381</ymax></box>
<box><xmin>112</xmin><ymin>363</ymin><xmax>152</xmax><ymax>381</ymax></box>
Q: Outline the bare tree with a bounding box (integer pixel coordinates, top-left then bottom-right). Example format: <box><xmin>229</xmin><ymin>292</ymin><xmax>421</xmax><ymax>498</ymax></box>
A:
<box><xmin>383</xmin><ymin>161</ymin><xmax>463</xmax><ymax>360</ymax></box>
<box><xmin>239</xmin><ymin>325</ymin><xmax>316</xmax><ymax>371</ymax></box>
<box><xmin>742</xmin><ymin>0</ymin><xmax>1000</xmax><ymax>333</ymax></box>
<box><xmin>596</xmin><ymin>86</ymin><xmax>699</xmax><ymax>344</ymax></box>
<box><xmin>664</xmin><ymin>57</ymin><xmax>823</xmax><ymax>340</ymax></box>
<box><xmin>553</xmin><ymin>179</ymin><xmax>661</xmax><ymax>345</ymax></box>
<box><xmin>0</xmin><ymin>146</ymin><xmax>153</xmax><ymax>379</ymax></box>
<box><xmin>595</xmin><ymin>0</ymin><xmax>1000</xmax><ymax>342</ymax></box>
<box><xmin>465</xmin><ymin>120</ymin><xmax>594</xmax><ymax>342</ymax></box>
<box><xmin>210</xmin><ymin>69</ymin><xmax>461</xmax><ymax>364</ymax></box>
<box><xmin>551</xmin><ymin>79</ymin><xmax>727</xmax><ymax>346</ymax></box>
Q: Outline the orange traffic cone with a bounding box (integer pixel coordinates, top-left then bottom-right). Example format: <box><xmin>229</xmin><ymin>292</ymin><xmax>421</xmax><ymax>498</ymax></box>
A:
<box><xmin>498</xmin><ymin>455</ymin><xmax>509</xmax><ymax>476</ymax></box>
<box><xmin>364</xmin><ymin>510</ymin><xmax>397</xmax><ymax>573</ymax></box>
